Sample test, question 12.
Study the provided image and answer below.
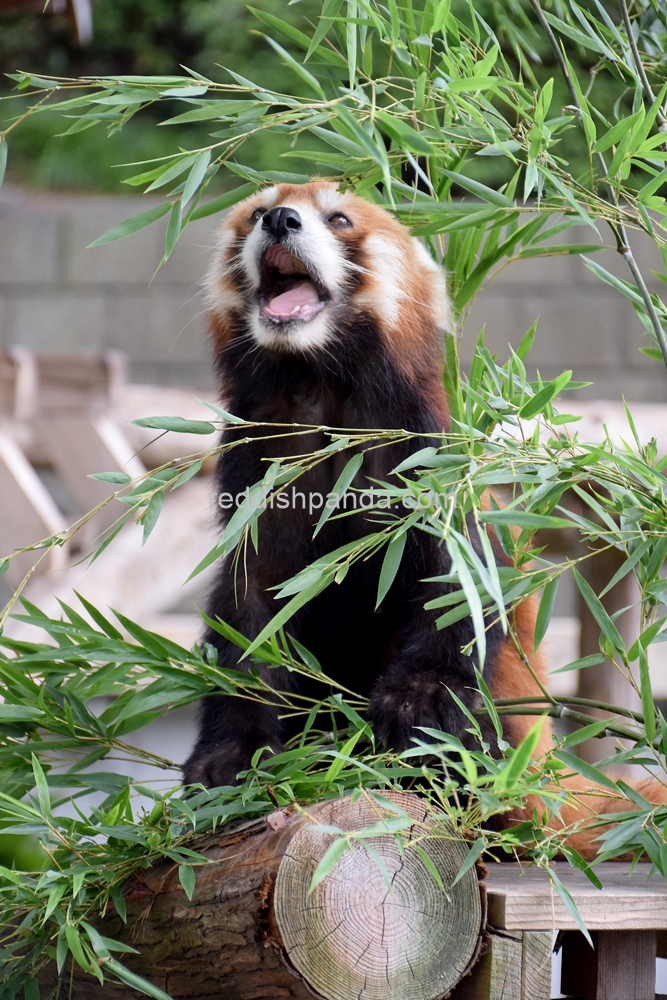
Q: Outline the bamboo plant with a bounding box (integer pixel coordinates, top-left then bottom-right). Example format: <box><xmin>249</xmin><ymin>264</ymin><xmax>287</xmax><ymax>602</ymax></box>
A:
<box><xmin>1</xmin><ymin>1</ymin><xmax>667</xmax><ymax>995</ymax></box>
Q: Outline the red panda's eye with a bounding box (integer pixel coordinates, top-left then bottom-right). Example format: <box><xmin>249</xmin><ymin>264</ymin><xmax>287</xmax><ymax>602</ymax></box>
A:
<box><xmin>328</xmin><ymin>212</ymin><xmax>352</xmax><ymax>229</ymax></box>
<box><xmin>249</xmin><ymin>208</ymin><xmax>266</xmax><ymax>224</ymax></box>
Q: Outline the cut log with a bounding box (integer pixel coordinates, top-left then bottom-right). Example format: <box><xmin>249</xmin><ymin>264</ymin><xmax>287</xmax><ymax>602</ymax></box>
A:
<box><xmin>39</xmin><ymin>792</ymin><xmax>485</xmax><ymax>1000</ymax></box>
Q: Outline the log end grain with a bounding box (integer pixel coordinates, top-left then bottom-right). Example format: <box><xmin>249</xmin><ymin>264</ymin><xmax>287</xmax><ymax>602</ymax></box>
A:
<box><xmin>275</xmin><ymin>792</ymin><xmax>483</xmax><ymax>1000</ymax></box>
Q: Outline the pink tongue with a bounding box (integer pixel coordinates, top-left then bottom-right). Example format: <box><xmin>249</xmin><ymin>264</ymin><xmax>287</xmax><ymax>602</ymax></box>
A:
<box><xmin>262</xmin><ymin>280</ymin><xmax>323</xmax><ymax>322</ymax></box>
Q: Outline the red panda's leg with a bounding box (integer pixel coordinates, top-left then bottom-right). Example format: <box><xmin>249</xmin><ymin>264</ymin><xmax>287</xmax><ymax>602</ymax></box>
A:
<box><xmin>183</xmin><ymin>574</ymin><xmax>302</xmax><ymax>788</ymax></box>
<box><xmin>366</xmin><ymin>606</ymin><xmax>500</xmax><ymax>753</ymax></box>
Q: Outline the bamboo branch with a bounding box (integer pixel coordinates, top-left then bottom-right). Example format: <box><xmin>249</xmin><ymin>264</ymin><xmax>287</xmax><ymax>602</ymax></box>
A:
<box><xmin>529</xmin><ymin>0</ymin><xmax>667</xmax><ymax>372</ymax></box>
<box><xmin>617</xmin><ymin>0</ymin><xmax>667</xmax><ymax>137</ymax></box>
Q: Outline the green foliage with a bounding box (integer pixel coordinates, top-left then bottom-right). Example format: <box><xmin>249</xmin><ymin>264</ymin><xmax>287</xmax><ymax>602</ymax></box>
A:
<box><xmin>0</xmin><ymin>0</ymin><xmax>322</xmax><ymax>191</ymax></box>
<box><xmin>1</xmin><ymin>1</ymin><xmax>667</xmax><ymax>995</ymax></box>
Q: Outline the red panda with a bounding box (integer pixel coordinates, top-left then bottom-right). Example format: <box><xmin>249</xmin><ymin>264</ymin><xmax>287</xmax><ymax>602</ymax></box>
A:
<box><xmin>184</xmin><ymin>180</ymin><xmax>549</xmax><ymax>790</ymax></box>
<box><xmin>183</xmin><ymin>182</ymin><xmax>666</xmax><ymax>857</ymax></box>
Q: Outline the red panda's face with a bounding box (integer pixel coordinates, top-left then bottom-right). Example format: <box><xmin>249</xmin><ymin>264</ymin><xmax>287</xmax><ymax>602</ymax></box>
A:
<box><xmin>206</xmin><ymin>182</ymin><xmax>449</xmax><ymax>364</ymax></box>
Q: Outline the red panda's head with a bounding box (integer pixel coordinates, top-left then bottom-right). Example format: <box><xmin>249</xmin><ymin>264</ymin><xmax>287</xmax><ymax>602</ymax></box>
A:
<box><xmin>206</xmin><ymin>182</ymin><xmax>449</xmax><ymax>380</ymax></box>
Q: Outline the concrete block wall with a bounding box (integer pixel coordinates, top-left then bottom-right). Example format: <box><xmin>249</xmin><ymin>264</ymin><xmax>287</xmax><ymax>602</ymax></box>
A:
<box><xmin>463</xmin><ymin>222</ymin><xmax>667</xmax><ymax>401</ymax></box>
<box><xmin>1</xmin><ymin>184</ymin><xmax>665</xmax><ymax>399</ymax></box>
<box><xmin>0</xmin><ymin>185</ymin><xmax>217</xmax><ymax>388</ymax></box>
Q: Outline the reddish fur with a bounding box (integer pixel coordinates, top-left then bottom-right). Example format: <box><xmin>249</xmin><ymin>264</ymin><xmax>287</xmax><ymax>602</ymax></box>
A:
<box><xmin>208</xmin><ymin>182</ymin><xmax>449</xmax><ymax>419</ymax></box>
<box><xmin>201</xmin><ymin>183</ymin><xmax>666</xmax><ymax>858</ymax></box>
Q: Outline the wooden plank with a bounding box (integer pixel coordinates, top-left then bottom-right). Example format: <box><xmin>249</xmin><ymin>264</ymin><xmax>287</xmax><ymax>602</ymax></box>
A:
<box><xmin>0</xmin><ymin>430</ymin><xmax>67</xmax><ymax>585</ymax></box>
<box><xmin>486</xmin><ymin>862</ymin><xmax>667</xmax><ymax>931</ymax></box>
<box><xmin>560</xmin><ymin>929</ymin><xmax>656</xmax><ymax>1000</ymax></box>
<box><xmin>451</xmin><ymin>931</ymin><xmax>522</xmax><ymax>1000</ymax></box>
<box><xmin>36</xmin><ymin>416</ymin><xmax>145</xmax><ymax>532</ymax></box>
<box><xmin>521</xmin><ymin>931</ymin><xmax>552</xmax><ymax>1000</ymax></box>
<box><xmin>34</xmin><ymin>351</ymin><xmax>126</xmax><ymax>416</ymax></box>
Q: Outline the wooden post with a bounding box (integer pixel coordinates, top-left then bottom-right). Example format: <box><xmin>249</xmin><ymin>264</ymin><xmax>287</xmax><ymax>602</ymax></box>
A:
<box><xmin>560</xmin><ymin>929</ymin><xmax>656</xmax><ymax>1000</ymax></box>
<box><xmin>38</xmin><ymin>793</ymin><xmax>486</xmax><ymax>1000</ymax></box>
<box><xmin>33</xmin><ymin>351</ymin><xmax>145</xmax><ymax>535</ymax></box>
<box><xmin>451</xmin><ymin>930</ymin><xmax>552</xmax><ymax>1000</ymax></box>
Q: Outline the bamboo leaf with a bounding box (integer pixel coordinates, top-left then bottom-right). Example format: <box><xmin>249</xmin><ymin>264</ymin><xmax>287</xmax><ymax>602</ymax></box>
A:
<box><xmin>104</xmin><ymin>958</ymin><xmax>174</xmax><ymax>1000</ymax></box>
<box><xmin>496</xmin><ymin>719</ymin><xmax>544</xmax><ymax>789</ymax></box>
<box><xmin>442</xmin><ymin>169</ymin><xmax>514</xmax><ymax>207</ymax></box>
<box><xmin>572</xmin><ymin>568</ymin><xmax>625</xmax><ymax>654</ymax></box>
<box><xmin>31</xmin><ymin>753</ymin><xmax>51</xmax><ymax>817</ymax></box>
<box><xmin>451</xmin><ymin>836</ymin><xmax>486</xmax><ymax>885</ymax></box>
<box><xmin>87</xmin><ymin>201</ymin><xmax>172</xmax><ymax>247</ymax></box>
<box><xmin>160</xmin><ymin>85</ymin><xmax>209</xmax><ymax>97</ymax></box>
<box><xmin>374</xmin><ymin>110</ymin><xmax>437</xmax><ymax>156</ymax></box>
<box><xmin>599</xmin><ymin>538</ymin><xmax>652</xmax><ymax>598</ymax></box>
<box><xmin>534</xmin><ymin>577</ymin><xmax>558</xmax><ymax>652</ymax></box>
<box><xmin>305</xmin><ymin>0</ymin><xmax>345</xmax><ymax>60</ymax></box>
<box><xmin>131</xmin><ymin>415</ymin><xmax>215</xmax><ymax>434</ymax></box>
<box><xmin>518</xmin><ymin>370</ymin><xmax>572</xmax><ymax>419</ymax></box>
<box><xmin>324</xmin><ymin>728</ymin><xmax>364</xmax><ymax>782</ymax></box>
<box><xmin>479</xmin><ymin>511</ymin><xmax>573</xmax><ymax>529</ymax></box>
<box><xmin>639</xmin><ymin>648</ymin><xmax>656</xmax><ymax>744</ymax></box>
<box><xmin>309</xmin><ymin>837</ymin><xmax>349</xmax><ymax>892</ymax></box>
<box><xmin>24</xmin><ymin>979</ymin><xmax>40</xmax><ymax>1000</ymax></box>
<box><xmin>145</xmin><ymin>153</ymin><xmax>199</xmax><ymax>192</ymax></box>
<box><xmin>376</xmin><ymin>532</ymin><xmax>406</xmax><ymax>609</ymax></box>
<box><xmin>449</xmin><ymin>537</ymin><xmax>486</xmax><ymax>666</ymax></box>
<box><xmin>516</xmin><ymin>319</ymin><xmax>538</xmax><ymax>360</ymax></box>
<box><xmin>244</xmin><ymin>575</ymin><xmax>334</xmax><ymax>656</ymax></box>
<box><xmin>88</xmin><ymin>471</ymin><xmax>132</xmax><ymax>484</ymax></box>
<box><xmin>548</xmin><ymin>869</ymin><xmax>594</xmax><ymax>946</ymax></box>
<box><xmin>313</xmin><ymin>452</ymin><xmax>363</xmax><ymax>537</ymax></box>
<box><xmin>182</xmin><ymin>149</ymin><xmax>211</xmax><ymax>207</ymax></box>
<box><xmin>561</xmin><ymin>718</ymin><xmax>612</xmax><ymax>747</ymax></box>
<box><xmin>164</xmin><ymin>199</ymin><xmax>182</xmax><ymax>260</ymax></box>
<box><xmin>0</xmin><ymin>138</ymin><xmax>7</xmax><ymax>190</ymax></box>
<box><xmin>178</xmin><ymin>864</ymin><xmax>196</xmax><ymax>901</ymax></box>
<box><xmin>141</xmin><ymin>492</ymin><xmax>164</xmax><ymax>545</ymax></box>
<box><xmin>554</xmin><ymin>750</ymin><xmax>619</xmax><ymax>793</ymax></box>
<box><xmin>262</xmin><ymin>35</ymin><xmax>325</xmax><ymax>99</ymax></box>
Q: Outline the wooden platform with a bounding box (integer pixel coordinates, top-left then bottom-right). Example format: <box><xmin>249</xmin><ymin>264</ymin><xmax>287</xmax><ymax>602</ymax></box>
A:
<box><xmin>451</xmin><ymin>863</ymin><xmax>667</xmax><ymax>1000</ymax></box>
<box><xmin>486</xmin><ymin>862</ymin><xmax>667</xmax><ymax>932</ymax></box>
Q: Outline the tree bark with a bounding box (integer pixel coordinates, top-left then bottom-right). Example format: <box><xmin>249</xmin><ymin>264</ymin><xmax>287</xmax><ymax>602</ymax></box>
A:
<box><xmin>40</xmin><ymin>792</ymin><xmax>485</xmax><ymax>1000</ymax></box>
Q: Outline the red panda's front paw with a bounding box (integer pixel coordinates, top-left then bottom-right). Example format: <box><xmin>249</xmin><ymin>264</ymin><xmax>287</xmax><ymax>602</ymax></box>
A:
<box><xmin>367</xmin><ymin>671</ymin><xmax>474</xmax><ymax>752</ymax></box>
<box><xmin>182</xmin><ymin>738</ymin><xmax>284</xmax><ymax>789</ymax></box>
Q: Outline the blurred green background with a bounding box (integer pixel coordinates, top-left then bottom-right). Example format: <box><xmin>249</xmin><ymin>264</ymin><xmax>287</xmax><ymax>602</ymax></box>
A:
<box><xmin>1</xmin><ymin>0</ymin><xmax>625</xmax><ymax>193</ymax></box>
<box><xmin>1</xmin><ymin>0</ymin><xmax>322</xmax><ymax>191</ymax></box>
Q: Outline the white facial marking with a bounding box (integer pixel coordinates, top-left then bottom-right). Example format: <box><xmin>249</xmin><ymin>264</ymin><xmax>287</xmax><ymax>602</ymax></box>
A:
<box><xmin>413</xmin><ymin>239</ymin><xmax>438</xmax><ymax>273</ymax></box>
<box><xmin>261</xmin><ymin>185</ymin><xmax>279</xmax><ymax>208</ymax></box>
<box><xmin>413</xmin><ymin>239</ymin><xmax>450</xmax><ymax>330</ymax></box>
<box><xmin>239</xmin><ymin>196</ymin><xmax>352</xmax><ymax>352</ymax></box>
<box><xmin>355</xmin><ymin>233</ymin><xmax>406</xmax><ymax>328</ymax></box>
<box><xmin>248</xmin><ymin>307</ymin><xmax>335</xmax><ymax>353</ymax></box>
<box><xmin>316</xmin><ymin>186</ymin><xmax>344</xmax><ymax>213</ymax></box>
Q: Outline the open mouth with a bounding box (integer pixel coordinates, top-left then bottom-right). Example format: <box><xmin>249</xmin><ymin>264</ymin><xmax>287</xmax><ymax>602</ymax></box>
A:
<box><xmin>259</xmin><ymin>245</ymin><xmax>329</xmax><ymax>324</ymax></box>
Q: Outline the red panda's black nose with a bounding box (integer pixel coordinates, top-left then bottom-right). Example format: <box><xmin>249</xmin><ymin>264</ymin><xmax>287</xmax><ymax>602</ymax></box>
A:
<box><xmin>262</xmin><ymin>206</ymin><xmax>302</xmax><ymax>240</ymax></box>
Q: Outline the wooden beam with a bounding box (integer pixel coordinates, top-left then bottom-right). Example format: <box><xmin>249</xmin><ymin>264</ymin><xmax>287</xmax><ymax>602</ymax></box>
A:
<box><xmin>35</xmin><ymin>415</ymin><xmax>145</xmax><ymax>535</ymax></box>
<box><xmin>485</xmin><ymin>863</ymin><xmax>667</xmax><ymax>932</ymax></box>
<box><xmin>0</xmin><ymin>430</ymin><xmax>67</xmax><ymax>586</ymax></box>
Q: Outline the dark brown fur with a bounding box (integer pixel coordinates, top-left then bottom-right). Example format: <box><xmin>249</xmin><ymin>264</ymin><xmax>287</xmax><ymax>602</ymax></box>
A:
<box><xmin>185</xmin><ymin>184</ymin><xmax>667</xmax><ymax>858</ymax></box>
